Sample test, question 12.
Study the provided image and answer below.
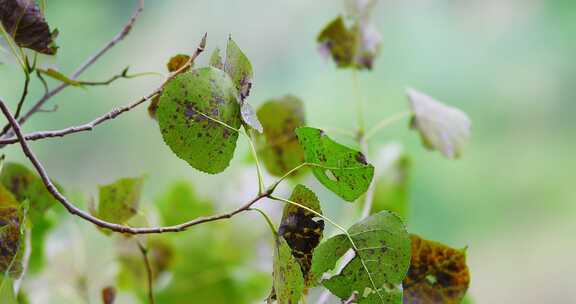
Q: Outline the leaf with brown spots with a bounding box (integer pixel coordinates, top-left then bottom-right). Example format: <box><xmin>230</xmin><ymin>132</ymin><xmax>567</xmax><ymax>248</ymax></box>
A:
<box><xmin>295</xmin><ymin>127</ymin><xmax>374</xmax><ymax>202</ymax></box>
<box><xmin>0</xmin><ymin>0</ymin><xmax>58</xmax><ymax>54</ymax></box>
<box><xmin>403</xmin><ymin>234</ymin><xmax>470</xmax><ymax>304</ymax></box>
<box><xmin>312</xmin><ymin>211</ymin><xmax>411</xmax><ymax>303</ymax></box>
<box><xmin>278</xmin><ymin>185</ymin><xmax>324</xmax><ymax>285</ymax></box>
<box><xmin>407</xmin><ymin>89</ymin><xmax>471</xmax><ymax>159</ymax></box>
<box><xmin>255</xmin><ymin>96</ymin><xmax>306</xmax><ymax>177</ymax></box>
<box><xmin>271</xmin><ymin>236</ymin><xmax>304</xmax><ymax>304</ymax></box>
<box><xmin>0</xmin><ymin>184</ymin><xmax>23</xmax><ymax>277</ymax></box>
<box><xmin>166</xmin><ymin>54</ymin><xmax>191</xmax><ymax>73</ymax></box>
<box><xmin>97</xmin><ymin>176</ymin><xmax>144</xmax><ymax>225</ymax></box>
<box><xmin>157</xmin><ymin>67</ymin><xmax>242</xmax><ymax>174</ymax></box>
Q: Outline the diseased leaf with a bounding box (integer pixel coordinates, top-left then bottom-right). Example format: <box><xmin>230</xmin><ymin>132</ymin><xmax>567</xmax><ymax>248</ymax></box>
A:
<box><xmin>309</xmin><ymin>234</ymin><xmax>350</xmax><ymax>286</ymax></box>
<box><xmin>209</xmin><ymin>47</ymin><xmax>224</xmax><ymax>70</ymax></box>
<box><xmin>166</xmin><ymin>54</ymin><xmax>191</xmax><ymax>73</ymax></box>
<box><xmin>0</xmin><ymin>0</ymin><xmax>58</xmax><ymax>54</ymax></box>
<box><xmin>403</xmin><ymin>234</ymin><xmax>470</xmax><ymax>304</ymax></box>
<box><xmin>256</xmin><ymin>96</ymin><xmax>306</xmax><ymax>177</ymax></box>
<box><xmin>157</xmin><ymin>67</ymin><xmax>242</xmax><ymax>174</ymax></box>
<box><xmin>0</xmin><ymin>162</ymin><xmax>59</xmax><ymax>217</ymax></box>
<box><xmin>278</xmin><ymin>185</ymin><xmax>324</xmax><ymax>284</ymax></box>
<box><xmin>317</xmin><ymin>14</ymin><xmax>381</xmax><ymax>70</ymax></box>
<box><xmin>295</xmin><ymin>127</ymin><xmax>374</xmax><ymax>202</ymax></box>
<box><xmin>407</xmin><ymin>89</ymin><xmax>471</xmax><ymax>159</ymax></box>
<box><xmin>272</xmin><ymin>236</ymin><xmax>304</xmax><ymax>304</ymax></box>
<box><xmin>97</xmin><ymin>176</ymin><xmax>144</xmax><ymax>225</ymax></box>
<box><xmin>38</xmin><ymin>68</ymin><xmax>82</xmax><ymax>86</ymax></box>
<box><xmin>240</xmin><ymin>102</ymin><xmax>263</xmax><ymax>133</ymax></box>
<box><xmin>0</xmin><ymin>185</ymin><xmax>22</xmax><ymax>276</ymax></box>
<box><xmin>371</xmin><ymin>144</ymin><xmax>411</xmax><ymax>220</ymax></box>
<box><xmin>224</xmin><ymin>37</ymin><xmax>253</xmax><ymax>101</ymax></box>
<box><xmin>314</xmin><ymin>211</ymin><xmax>411</xmax><ymax>303</ymax></box>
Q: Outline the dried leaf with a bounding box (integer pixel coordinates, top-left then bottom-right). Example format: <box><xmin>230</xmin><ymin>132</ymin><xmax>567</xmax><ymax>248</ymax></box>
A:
<box><xmin>166</xmin><ymin>54</ymin><xmax>191</xmax><ymax>73</ymax></box>
<box><xmin>295</xmin><ymin>127</ymin><xmax>374</xmax><ymax>202</ymax></box>
<box><xmin>279</xmin><ymin>185</ymin><xmax>324</xmax><ymax>284</ymax></box>
<box><xmin>403</xmin><ymin>234</ymin><xmax>470</xmax><ymax>304</ymax></box>
<box><xmin>256</xmin><ymin>95</ymin><xmax>306</xmax><ymax>177</ymax></box>
<box><xmin>407</xmin><ymin>89</ymin><xmax>471</xmax><ymax>159</ymax></box>
<box><xmin>97</xmin><ymin>176</ymin><xmax>144</xmax><ymax>225</ymax></box>
<box><xmin>0</xmin><ymin>0</ymin><xmax>58</xmax><ymax>54</ymax></box>
<box><xmin>147</xmin><ymin>94</ymin><xmax>160</xmax><ymax>120</ymax></box>
<box><xmin>157</xmin><ymin>67</ymin><xmax>242</xmax><ymax>174</ymax></box>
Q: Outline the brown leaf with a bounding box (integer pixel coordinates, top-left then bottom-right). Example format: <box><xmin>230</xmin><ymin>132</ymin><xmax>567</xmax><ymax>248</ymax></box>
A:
<box><xmin>0</xmin><ymin>0</ymin><xmax>58</xmax><ymax>55</ymax></box>
<box><xmin>166</xmin><ymin>54</ymin><xmax>191</xmax><ymax>73</ymax></box>
<box><xmin>403</xmin><ymin>234</ymin><xmax>470</xmax><ymax>304</ymax></box>
<box><xmin>101</xmin><ymin>286</ymin><xmax>116</xmax><ymax>304</ymax></box>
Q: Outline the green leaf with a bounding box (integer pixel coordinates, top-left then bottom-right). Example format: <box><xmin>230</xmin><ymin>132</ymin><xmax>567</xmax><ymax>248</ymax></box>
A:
<box><xmin>407</xmin><ymin>89</ymin><xmax>471</xmax><ymax>159</ymax></box>
<box><xmin>272</xmin><ymin>236</ymin><xmax>305</xmax><ymax>304</ymax></box>
<box><xmin>157</xmin><ymin>67</ymin><xmax>242</xmax><ymax>174</ymax></box>
<box><xmin>314</xmin><ymin>211</ymin><xmax>411</xmax><ymax>303</ymax></box>
<box><xmin>166</xmin><ymin>54</ymin><xmax>191</xmax><ymax>73</ymax></box>
<box><xmin>38</xmin><ymin>68</ymin><xmax>82</xmax><ymax>86</ymax></box>
<box><xmin>295</xmin><ymin>127</ymin><xmax>374</xmax><ymax>202</ymax></box>
<box><xmin>224</xmin><ymin>37</ymin><xmax>253</xmax><ymax>101</ymax></box>
<box><xmin>309</xmin><ymin>234</ymin><xmax>350</xmax><ymax>286</ymax></box>
<box><xmin>0</xmin><ymin>185</ymin><xmax>23</xmax><ymax>277</ymax></box>
<box><xmin>317</xmin><ymin>14</ymin><xmax>381</xmax><ymax>70</ymax></box>
<box><xmin>256</xmin><ymin>96</ymin><xmax>306</xmax><ymax>177</ymax></box>
<box><xmin>97</xmin><ymin>176</ymin><xmax>144</xmax><ymax>225</ymax></box>
<box><xmin>403</xmin><ymin>234</ymin><xmax>470</xmax><ymax>304</ymax></box>
<box><xmin>0</xmin><ymin>162</ymin><xmax>59</xmax><ymax>218</ymax></box>
<box><xmin>278</xmin><ymin>185</ymin><xmax>324</xmax><ymax>284</ymax></box>
<box><xmin>371</xmin><ymin>145</ymin><xmax>411</xmax><ymax>220</ymax></box>
<box><xmin>0</xmin><ymin>276</ymin><xmax>17</xmax><ymax>304</ymax></box>
<box><xmin>0</xmin><ymin>0</ymin><xmax>58</xmax><ymax>55</ymax></box>
<box><xmin>209</xmin><ymin>47</ymin><xmax>224</xmax><ymax>70</ymax></box>
<box><xmin>156</xmin><ymin>181</ymin><xmax>213</xmax><ymax>226</ymax></box>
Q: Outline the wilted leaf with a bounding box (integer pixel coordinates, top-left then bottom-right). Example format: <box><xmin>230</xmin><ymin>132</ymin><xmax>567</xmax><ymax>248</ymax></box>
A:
<box><xmin>407</xmin><ymin>89</ymin><xmax>471</xmax><ymax>159</ymax></box>
<box><xmin>278</xmin><ymin>185</ymin><xmax>324</xmax><ymax>284</ymax></box>
<box><xmin>295</xmin><ymin>127</ymin><xmax>374</xmax><ymax>202</ymax></box>
<box><xmin>317</xmin><ymin>14</ymin><xmax>381</xmax><ymax>70</ymax></box>
<box><xmin>224</xmin><ymin>37</ymin><xmax>253</xmax><ymax>101</ymax></box>
<box><xmin>272</xmin><ymin>236</ymin><xmax>304</xmax><ymax>304</ymax></box>
<box><xmin>371</xmin><ymin>144</ymin><xmax>411</xmax><ymax>219</ymax></box>
<box><xmin>166</xmin><ymin>54</ymin><xmax>191</xmax><ymax>73</ymax></box>
<box><xmin>313</xmin><ymin>211</ymin><xmax>411</xmax><ymax>303</ymax></box>
<box><xmin>37</xmin><ymin>68</ymin><xmax>82</xmax><ymax>86</ymax></box>
<box><xmin>0</xmin><ymin>185</ymin><xmax>22</xmax><ymax>276</ymax></box>
<box><xmin>0</xmin><ymin>0</ymin><xmax>58</xmax><ymax>54</ymax></box>
<box><xmin>97</xmin><ymin>176</ymin><xmax>144</xmax><ymax>225</ymax></box>
<box><xmin>256</xmin><ymin>96</ymin><xmax>306</xmax><ymax>177</ymax></box>
<box><xmin>157</xmin><ymin>67</ymin><xmax>242</xmax><ymax>174</ymax></box>
<box><xmin>403</xmin><ymin>234</ymin><xmax>470</xmax><ymax>304</ymax></box>
<box><xmin>156</xmin><ymin>181</ymin><xmax>213</xmax><ymax>226</ymax></box>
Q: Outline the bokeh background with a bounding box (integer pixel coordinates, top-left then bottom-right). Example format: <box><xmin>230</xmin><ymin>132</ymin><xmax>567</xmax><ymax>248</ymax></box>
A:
<box><xmin>1</xmin><ymin>0</ymin><xmax>575</xmax><ymax>303</ymax></box>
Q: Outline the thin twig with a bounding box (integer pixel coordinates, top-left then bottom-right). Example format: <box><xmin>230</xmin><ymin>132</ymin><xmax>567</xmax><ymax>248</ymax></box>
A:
<box><xmin>136</xmin><ymin>240</ymin><xmax>155</xmax><ymax>304</ymax></box>
<box><xmin>0</xmin><ymin>98</ymin><xmax>271</xmax><ymax>234</ymax></box>
<box><xmin>0</xmin><ymin>0</ymin><xmax>145</xmax><ymax>139</ymax></box>
<box><xmin>0</xmin><ymin>33</ymin><xmax>208</xmax><ymax>146</ymax></box>
<box><xmin>14</xmin><ymin>73</ymin><xmax>30</xmax><ymax>119</ymax></box>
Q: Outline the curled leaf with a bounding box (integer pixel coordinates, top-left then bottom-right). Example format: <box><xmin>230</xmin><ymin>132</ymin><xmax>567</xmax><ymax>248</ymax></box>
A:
<box><xmin>157</xmin><ymin>67</ymin><xmax>242</xmax><ymax>174</ymax></box>
<box><xmin>295</xmin><ymin>127</ymin><xmax>374</xmax><ymax>202</ymax></box>
<box><xmin>407</xmin><ymin>89</ymin><xmax>471</xmax><ymax>159</ymax></box>
<box><xmin>312</xmin><ymin>211</ymin><xmax>411</xmax><ymax>303</ymax></box>
<box><xmin>97</xmin><ymin>176</ymin><xmax>144</xmax><ymax>225</ymax></box>
<box><xmin>0</xmin><ymin>0</ymin><xmax>58</xmax><ymax>54</ymax></box>
<box><xmin>279</xmin><ymin>185</ymin><xmax>324</xmax><ymax>284</ymax></box>
<box><xmin>256</xmin><ymin>96</ymin><xmax>306</xmax><ymax>177</ymax></box>
<box><xmin>403</xmin><ymin>234</ymin><xmax>470</xmax><ymax>304</ymax></box>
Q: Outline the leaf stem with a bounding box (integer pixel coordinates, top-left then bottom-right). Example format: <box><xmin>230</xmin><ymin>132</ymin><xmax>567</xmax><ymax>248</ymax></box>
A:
<box><xmin>248</xmin><ymin>208</ymin><xmax>277</xmax><ymax>237</ymax></box>
<box><xmin>364</xmin><ymin>111</ymin><xmax>411</xmax><ymax>141</ymax></box>
<box><xmin>136</xmin><ymin>240</ymin><xmax>155</xmax><ymax>304</ymax></box>
<box><xmin>244</xmin><ymin>130</ymin><xmax>265</xmax><ymax>194</ymax></box>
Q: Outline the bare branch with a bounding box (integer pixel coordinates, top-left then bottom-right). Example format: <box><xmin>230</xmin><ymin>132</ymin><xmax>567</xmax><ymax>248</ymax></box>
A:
<box><xmin>0</xmin><ymin>98</ymin><xmax>270</xmax><ymax>234</ymax></box>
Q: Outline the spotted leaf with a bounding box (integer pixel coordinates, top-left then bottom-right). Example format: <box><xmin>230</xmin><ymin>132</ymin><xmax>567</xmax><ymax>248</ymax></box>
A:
<box><xmin>407</xmin><ymin>89</ymin><xmax>471</xmax><ymax>159</ymax></box>
<box><xmin>97</xmin><ymin>176</ymin><xmax>144</xmax><ymax>225</ymax></box>
<box><xmin>271</xmin><ymin>236</ymin><xmax>305</xmax><ymax>304</ymax></box>
<box><xmin>224</xmin><ymin>37</ymin><xmax>253</xmax><ymax>101</ymax></box>
<box><xmin>157</xmin><ymin>67</ymin><xmax>242</xmax><ymax>174</ymax></box>
<box><xmin>403</xmin><ymin>234</ymin><xmax>470</xmax><ymax>304</ymax></box>
<box><xmin>256</xmin><ymin>96</ymin><xmax>306</xmax><ymax>177</ymax></box>
<box><xmin>295</xmin><ymin>127</ymin><xmax>374</xmax><ymax>202</ymax></box>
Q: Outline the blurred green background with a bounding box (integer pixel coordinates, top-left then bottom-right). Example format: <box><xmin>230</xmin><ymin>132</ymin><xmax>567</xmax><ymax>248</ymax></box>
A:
<box><xmin>1</xmin><ymin>0</ymin><xmax>575</xmax><ymax>303</ymax></box>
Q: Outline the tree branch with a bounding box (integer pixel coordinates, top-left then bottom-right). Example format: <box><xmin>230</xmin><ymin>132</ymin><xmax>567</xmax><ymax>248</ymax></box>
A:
<box><xmin>0</xmin><ymin>98</ymin><xmax>270</xmax><ymax>234</ymax></box>
<box><xmin>0</xmin><ymin>0</ymin><xmax>145</xmax><ymax>139</ymax></box>
<box><xmin>136</xmin><ymin>240</ymin><xmax>155</xmax><ymax>304</ymax></box>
